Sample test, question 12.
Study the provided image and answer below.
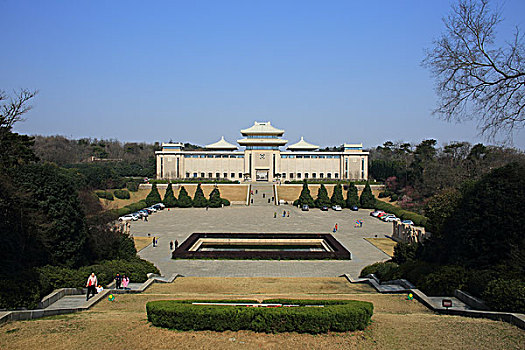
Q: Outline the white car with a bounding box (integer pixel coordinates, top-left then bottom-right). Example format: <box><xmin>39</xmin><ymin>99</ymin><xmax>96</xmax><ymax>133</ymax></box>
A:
<box><xmin>383</xmin><ymin>215</ymin><xmax>399</xmax><ymax>222</ymax></box>
<box><xmin>147</xmin><ymin>206</ymin><xmax>157</xmax><ymax>212</ymax></box>
<box><xmin>154</xmin><ymin>203</ymin><xmax>166</xmax><ymax>209</ymax></box>
<box><xmin>371</xmin><ymin>210</ymin><xmax>385</xmax><ymax>217</ymax></box>
<box><xmin>332</xmin><ymin>205</ymin><xmax>342</xmax><ymax>211</ymax></box>
<box><xmin>118</xmin><ymin>214</ymin><xmax>138</xmax><ymax>222</ymax></box>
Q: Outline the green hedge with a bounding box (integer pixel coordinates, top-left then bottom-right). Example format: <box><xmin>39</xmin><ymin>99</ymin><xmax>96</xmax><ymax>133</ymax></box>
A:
<box><xmin>374</xmin><ymin>201</ymin><xmax>428</xmax><ymax>228</ymax></box>
<box><xmin>359</xmin><ymin>261</ymin><xmax>400</xmax><ymax>281</ymax></box>
<box><xmin>147</xmin><ymin>299</ymin><xmax>373</xmax><ymax>333</ymax></box>
<box><xmin>483</xmin><ymin>279</ymin><xmax>525</xmax><ymax>313</ymax></box>
<box><xmin>37</xmin><ymin>258</ymin><xmax>159</xmax><ymax>292</ymax></box>
<box><xmin>111</xmin><ymin>199</ymin><xmax>148</xmax><ymax>217</ymax></box>
<box><xmin>114</xmin><ymin>189</ymin><xmax>131</xmax><ymax>199</ymax></box>
<box><xmin>95</xmin><ymin>190</ymin><xmax>114</xmax><ymax>200</ymax></box>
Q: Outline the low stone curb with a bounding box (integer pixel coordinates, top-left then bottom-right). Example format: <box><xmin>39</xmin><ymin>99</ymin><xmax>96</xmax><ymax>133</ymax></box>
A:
<box><xmin>342</xmin><ymin>273</ymin><xmax>525</xmax><ymax>330</ymax></box>
<box><xmin>0</xmin><ymin>273</ymin><xmax>181</xmax><ymax>325</ymax></box>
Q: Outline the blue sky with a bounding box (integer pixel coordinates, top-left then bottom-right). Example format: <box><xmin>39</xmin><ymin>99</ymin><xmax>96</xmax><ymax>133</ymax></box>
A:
<box><xmin>2</xmin><ymin>0</ymin><xmax>524</xmax><ymax>149</ymax></box>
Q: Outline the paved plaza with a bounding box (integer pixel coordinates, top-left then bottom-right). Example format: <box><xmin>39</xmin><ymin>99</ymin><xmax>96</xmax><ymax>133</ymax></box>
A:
<box><xmin>133</xmin><ymin>205</ymin><xmax>392</xmax><ymax>278</ymax></box>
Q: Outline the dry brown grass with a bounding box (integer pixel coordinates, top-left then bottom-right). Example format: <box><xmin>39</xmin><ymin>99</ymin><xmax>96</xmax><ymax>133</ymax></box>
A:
<box><xmin>133</xmin><ymin>237</ymin><xmax>152</xmax><ymax>251</ymax></box>
<box><xmin>364</xmin><ymin>238</ymin><xmax>397</xmax><ymax>257</ymax></box>
<box><xmin>1</xmin><ymin>277</ymin><xmax>523</xmax><ymax>350</ymax></box>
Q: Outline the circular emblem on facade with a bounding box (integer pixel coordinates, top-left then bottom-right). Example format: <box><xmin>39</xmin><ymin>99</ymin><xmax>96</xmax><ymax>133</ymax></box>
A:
<box><xmin>259</xmin><ymin>154</ymin><xmax>265</xmax><ymax>159</ymax></box>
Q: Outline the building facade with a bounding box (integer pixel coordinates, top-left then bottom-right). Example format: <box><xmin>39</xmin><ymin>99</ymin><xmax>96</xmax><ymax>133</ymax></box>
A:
<box><xmin>156</xmin><ymin>121</ymin><xmax>369</xmax><ymax>182</ymax></box>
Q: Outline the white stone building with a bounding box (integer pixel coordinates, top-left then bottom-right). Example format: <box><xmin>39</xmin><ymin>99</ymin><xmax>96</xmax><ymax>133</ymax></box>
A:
<box><xmin>156</xmin><ymin>121</ymin><xmax>369</xmax><ymax>182</ymax></box>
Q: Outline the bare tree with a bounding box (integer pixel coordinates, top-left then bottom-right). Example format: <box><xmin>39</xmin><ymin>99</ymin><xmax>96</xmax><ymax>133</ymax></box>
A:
<box><xmin>0</xmin><ymin>89</ymin><xmax>38</xmax><ymax>129</ymax></box>
<box><xmin>423</xmin><ymin>0</ymin><xmax>524</xmax><ymax>142</ymax></box>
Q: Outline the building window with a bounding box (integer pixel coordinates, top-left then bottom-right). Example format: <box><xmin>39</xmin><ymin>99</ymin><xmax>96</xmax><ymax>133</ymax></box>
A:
<box><xmin>208</xmin><ymin>173</ymin><xmax>212</xmax><ymax>178</ymax></box>
<box><xmin>335</xmin><ymin>173</ymin><xmax>339</xmax><ymax>179</ymax></box>
<box><xmin>361</xmin><ymin>158</ymin><xmax>365</xmax><ymax>178</ymax></box>
<box><xmin>320</xmin><ymin>173</ymin><xmax>324</xmax><ymax>178</ymax></box>
<box><xmin>297</xmin><ymin>173</ymin><xmax>302</xmax><ymax>178</ymax></box>
<box><xmin>193</xmin><ymin>173</ymin><xmax>198</xmax><ymax>178</ymax></box>
<box><xmin>239</xmin><ymin>172</ymin><xmax>243</xmax><ymax>178</ymax></box>
<box><xmin>312</xmin><ymin>173</ymin><xmax>316</xmax><ymax>178</ymax></box>
<box><xmin>231</xmin><ymin>173</ymin><xmax>235</xmax><ymax>178</ymax></box>
<box><xmin>201</xmin><ymin>172</ymin><xmax>205</xmax><ymax>178</ymax></box>
<box><xmin>305</xmin><ymin>173</ymin><xmax>309</xmax><ymax>179</ymax></box>
<box><xmin>223</xmin><ymin>172</ymin><xmax>227</xmax><ymax>178</ymax></box>
<box><xmin>290</xmin><ymin>173</ymin><xmax>294</xmax><ymax>179</ymax></box>
<box><xmin>282</xmin><ymin>173</ymin><xmax>286</xmax><ymax>179</ymax></box>
<box><xmin>327</xmin><ymin>173</ymin><xmax>331</xmax><ymax>179</ymax></box>
<box><xmin>186</xmin><ymin>172</ymin><xmax>190</xmax><ymax>178</ymax></box>
<box><xmin>215</xmin><ymin>172</ymin><xmax>219</xmax><ymax>178</ymax></box>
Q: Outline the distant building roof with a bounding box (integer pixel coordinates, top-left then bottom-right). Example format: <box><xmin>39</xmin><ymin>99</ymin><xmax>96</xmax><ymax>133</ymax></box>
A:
<box><xmin>205</xmin><ymin>136</ymin><xmax>237</xmax><ymax>150</ymax></box>
<box><xmin>287</xmin><ymin>136</ymin><xmax>319</xmax><ymax>151</ymax></box>
<box><xmin>240</xmin><ymin>121</ymin><xmax>284</xmax><ymax>135</ymax></box>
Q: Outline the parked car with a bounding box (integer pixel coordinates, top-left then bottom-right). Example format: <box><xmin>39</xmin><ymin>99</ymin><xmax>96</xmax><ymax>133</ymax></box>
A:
<box><xmin>377</xmin><ymin>212</ymin><xmax>389</xmax><ymax>219</ymax></box>
<box><xmin>350</xmin><ymin>206</ymin><xmax>358</xmax><ymax>211</ymax></box>
<box><xmin>137</xmin><ymin>210</ymin><xmax>149</xmax><ymax>217</ymax></box>
<box><xmin>321</xmin><ymin>206</ymin><xmax>329</xmax><ymax>211</ymax></box>
<box><xmin>302</xmin><ymin>205</ymin><xmax>309</xmax><ymax>211</ymax></box>
<box><xmin>371</xmin><ymin>210</ymin><xmax>385</xmax><ymax>217</ymax></box>
<box><xmin>332</xmin><ymin>205</ymin><xmax>342</xmax><ymax>211</ymax></box>
<box><xmin>383</xmin><ymin>215</ymin><xmax>399</xmax><ymax>222</ymax></box>
<box><xmin>147</xmin><ymin>206</ymin><xmax>157</xmax><ymax>213</ymax></box>
<box><xmin>118</xmin><ymin>214</ymin><xmax>138</xmax><ymax>222</ymax></box>
<box><xmin>401</xmin><ymin>220</ymin><xmax>414</xmax><ymax>225</ymax></box>
<box><xmin>153</xmin><ymin>203</ymin><xmax>165</xmax><ymax>210</ymax></box>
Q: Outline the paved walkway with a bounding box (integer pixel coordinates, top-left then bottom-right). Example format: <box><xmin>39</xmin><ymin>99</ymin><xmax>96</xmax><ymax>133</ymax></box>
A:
<box><xmin>134</xmin><ymin>205</ymin><xmax>392</xmax><ymax>278</ymax></box>
<box><xmin>250</xmin><ymin>184</ymin><xmax>275</xmax><ymax>206</ymax></box>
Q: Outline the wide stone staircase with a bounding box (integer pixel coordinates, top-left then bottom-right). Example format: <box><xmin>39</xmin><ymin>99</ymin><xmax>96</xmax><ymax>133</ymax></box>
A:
<box><xmin>249</xmin><ymin>184</ymin><xmax>275</xmax><ymax>206</ymax></box>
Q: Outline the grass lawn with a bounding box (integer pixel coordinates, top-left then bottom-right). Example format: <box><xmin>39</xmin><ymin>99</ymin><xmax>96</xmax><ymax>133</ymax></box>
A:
<box><xmin>364</xmin><ymin>238</ymin><xmax>397</xmax><ymax>257</ymax></box>
<box><xmin>133</xmin><ymin>236</ymin><xmax>152</xmax><ymax>251</ymax></box>
<box><xmin>1</xmin><ymin>277</ymin><xmax>523</xmax><ymax>349</ymax></box>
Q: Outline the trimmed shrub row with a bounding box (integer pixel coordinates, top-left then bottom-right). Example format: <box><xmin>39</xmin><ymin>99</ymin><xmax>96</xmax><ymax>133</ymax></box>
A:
<box><xmin>146</xmin><ymin>299</ymin><xmax>373</xmax><ymax>333</ymax></box>
<box><xmin>374</xmin><ymin>201</ymin><xmax>428</xmax><ymax>228</ymax></box>
<box><xmin>150</xmin><ymin>179</ymin><xmax>240</xmax><ymax>184</ymax></box>
<box><xmin>95</xmin><ymin>190</ymin><xmax>114</xmax><ymax>200</ymax></box>
<box><xmin>111</xmin><ymin>199</ymin><xmax>149</xmax><ymax>217</ymax></box>
<box><xmin>114</xmin><ymin>189</ymin><xmax>131</xmax><ymax>199</ymax></box>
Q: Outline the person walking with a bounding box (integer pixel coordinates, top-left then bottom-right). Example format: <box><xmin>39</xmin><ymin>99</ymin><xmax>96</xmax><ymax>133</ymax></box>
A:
<box><xmin>274</xmin><ymin>212</ymin><xmax>277</xmax><ymax>218</ymax></box>
<box><xmin>283</xmin><ymin>211</ymin><xmax>286</xmax><ymax>217</ymax></box>
<box><xmin>287</xmin><ymin>211</ymin><xmax>289</xmax><ymax>217</ymax></box>
<box><xmin>175</xmin><ymin>240</ymin><xmax>179</xmax><ymax>249</ymax></box>
<box><xmin>152</xmin><ymin>236</ymin><xmax>156</xmax><ymax>247</ymax></box>
<box><xmin>122</xmin><ymin>275</ymin><xmax>130</xmax><ymax>290</ymax></box>
<box><xmin>170</xmin><ymin>241</ymin><xmax>173</xmax><ymax>250</ymax></box>
<box><xmin>115</xmin><ymin>273</ymin><xmax>122</xmax><ymax>289</ymax></box>
<box><xmin>86</xmin><ymin>272</ymin><xmax>97</xmax><ymax>301</ymax></box>
<box><xmin>335</xmin><ymin>223</ymin><xmax>338</xmax><ymax>231</ymax></box>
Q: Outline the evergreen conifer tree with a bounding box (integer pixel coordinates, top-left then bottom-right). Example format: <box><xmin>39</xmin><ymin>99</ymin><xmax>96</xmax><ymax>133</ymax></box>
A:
<box><xmin>315</xmin><ymin>184</ymin><xmax>331</xmax><ymax>208</ymax></box>
<box><xmin>330</xmin><ymin>183</ymin><xmax>345</xmax><ymax>207</ymax></box>
<box><xmin>296</xmin><ymin>180</ymin><xmax>315</xmax><ymax>207</ymax></box>
<box><xmin>360</xmin><ymin>182</ymin><xmax>376</xmax><ymax>208</ymax></box>
<box><xmin>145</xmin><ymin>183</ymin><xmax>162</xmax><ymax>206</ymax></box>
<box><xmin>177</xmin><ymin>186</ymin><xmax>193</xmax><ymax>208</ymax></box>
<box><xmin>208</xmin><ymin>187</ymin><xmax>223</xmax><ymax>208</ymax></box>
<box><xmin>346</xmin><ymin>182</ymin><xmax>359</xmax><ymax>208</ymax></box>
<box><xmin>192</xmin><ymin>183</ymin><xmax>208</xmax><ymax>207</ymax></box>
<box><xmin>162</xmin><ymin>183</ymin><xmax>178</xmax><ymax>208</ymax></box>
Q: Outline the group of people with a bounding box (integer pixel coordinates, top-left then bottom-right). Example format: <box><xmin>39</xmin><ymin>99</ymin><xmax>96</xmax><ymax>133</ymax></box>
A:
<box><xmin>274</xmin><ymin>210</ymin><xmax>290</xmax><ymax>218</ymax></box>
<box><xmin>114</xmin><ymin>273</ymin><xmax>130</xmax><ymax>290</ymax></box>
<box><xmin>169</xmin><ymin>240</ymin><xmax>179</xmax><ymax>250</ymax></box>
<box><xmin>85</xmin><ymin>272</ymin><xmax>131</xmax><ymax>301</ymax></box>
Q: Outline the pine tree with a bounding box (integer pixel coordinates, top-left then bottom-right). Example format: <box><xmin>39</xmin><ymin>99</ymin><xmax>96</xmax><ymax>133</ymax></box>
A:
<box><xmin>360</xmin><ymin>182</ymin><xmax>376</xmax><ymax>209</ymax></box>
<box><xmin>177</xmin><ymin>186</ymin><xmax>193</xmax><ymax>208</ymax></box>
<box><xmin>192</xmin><ymin>183</ymin><xmax>208</xmax><ymax>207</ymax></box>
<box><xmin>145</xmin><ymin>183</ymin><xmax>162</xmax><ymax>206</ymax></box>
<box><xmin>296</xmin><ymin>180</ymin><xmax>315</xmax><ymax>207</ymax></box>
<box><xmin>208</xmin><ymin>187</ymin><xmax>223</xmax><ymax>208</ymax></box>
<box><xmin>315</xmin><ymin>184</ymin><xmax>331</xmax><ymax>208</ymax></box>
<box><xmin>330</xmin><ymin>183</ymin><xmax>345</xmax><ymax>207</ymax></box>
<box><xmin>162</xmin><ymin>183</ymin><xmax>178</xmax><ymax>208</ymax></box>
<box><xmin>346</xmin><ymin>182</ymin><xmax>359</xmax><ymax>208</ymax></box>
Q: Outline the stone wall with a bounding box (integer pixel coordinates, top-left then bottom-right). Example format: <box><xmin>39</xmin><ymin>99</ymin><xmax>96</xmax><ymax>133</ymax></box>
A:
<box><xmin>392</xmin><ymin>221</ymin><xmax>429</xmax><ymax>244</ymax></box>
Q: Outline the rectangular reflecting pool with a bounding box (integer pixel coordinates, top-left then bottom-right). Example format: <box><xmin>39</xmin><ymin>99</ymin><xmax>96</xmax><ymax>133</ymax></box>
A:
<box><xmin>172</xmin><ymin>233</ymin><xmax>351</xmax><ymax>260</ymax></box>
